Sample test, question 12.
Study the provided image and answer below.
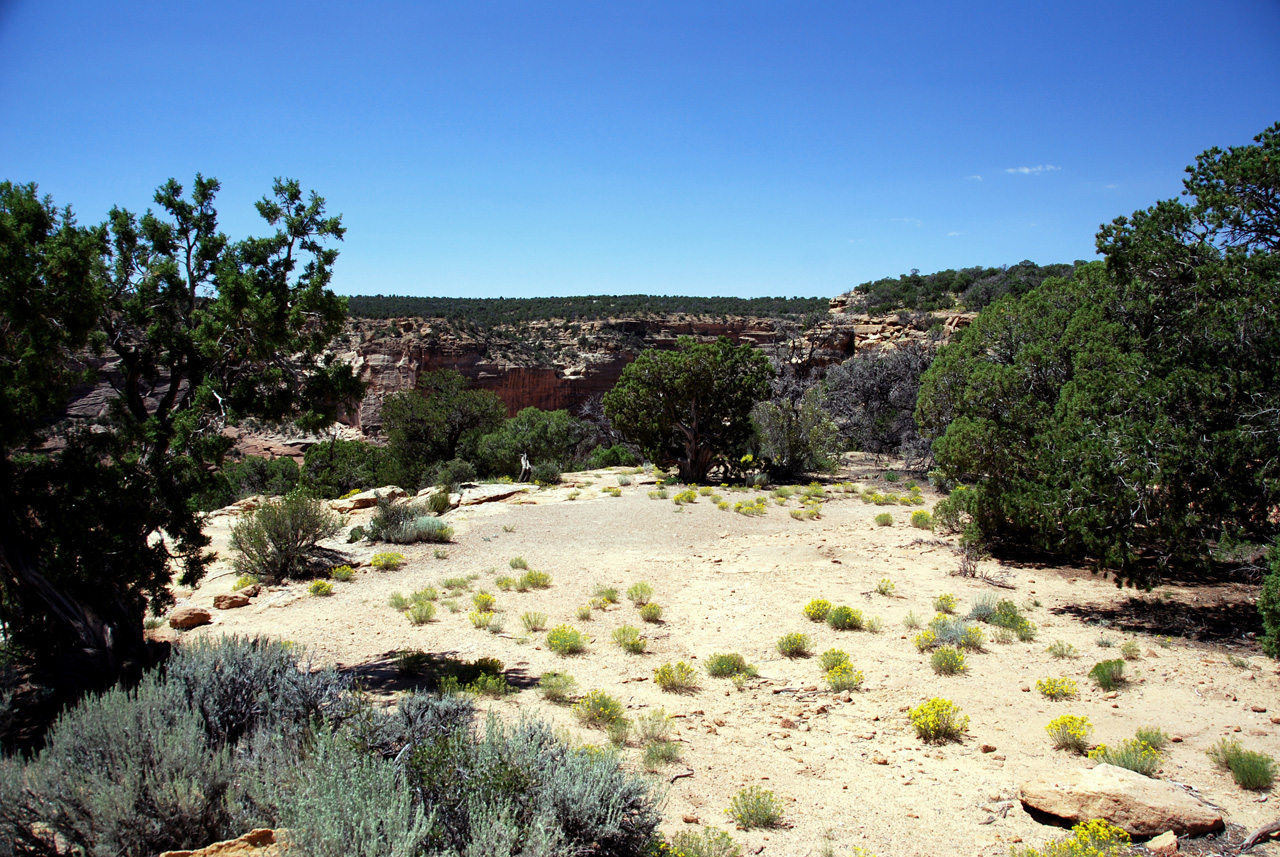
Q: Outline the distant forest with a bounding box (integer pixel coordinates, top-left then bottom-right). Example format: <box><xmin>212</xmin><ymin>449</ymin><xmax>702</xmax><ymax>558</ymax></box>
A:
<box><xmin>345</xmin><ymin>294</ymin><xmax>831</xmax><ymax>322</ymax></box>
<box><xmin>848</xmin><ymin>260</ymin><xmax>1087</xmax><ymax>314</ymax></box>
<box><xmin>344</xmin><ymin>261</ymin><xmax>1086</xmax><ymax>324</ymax></box>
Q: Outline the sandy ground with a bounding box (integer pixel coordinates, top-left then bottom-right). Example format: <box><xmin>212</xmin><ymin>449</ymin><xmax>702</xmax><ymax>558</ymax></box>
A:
<box><xmin>165</xmin><ymin>463</ymin><xmax>1280</xmax><ymax>857</ymax></box>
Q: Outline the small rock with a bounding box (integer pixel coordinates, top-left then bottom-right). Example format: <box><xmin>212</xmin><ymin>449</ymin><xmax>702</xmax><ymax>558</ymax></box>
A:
<box><xmin>1020</xmin><ymin>685</ymin><xmax>1031</xmax><ymax>693</ymax></box>
<box><xmin>1147</xmin><ymin>830</ymin><xmax>1177</xmax><ymax>855</ymax></box>
<box><xmin>213</xmin><ymin>594</ymin><xmax>250</xmax><ymax>610</ymax></box>
<box><xmin>682</xmin><ymin>815</ymin><xmax>700</xmax><ymax>825</ymax></box>
<box><xmin>802</xmin><ymin>685</ymin><xmax>818</xmax><ymax>692</ymax></box>
<box><xmin>871</xmin><ymin>755</ymin><xmax>889</xmax><ymax>765</ymax></box>
<box><xmin>239</xmin><ymin>584</ymin><xmax>261</xmax><ymax>598</ymax></box>
<box><xmin>1104</xmin><ymin>692</ymin><xmax>1118</xmax><ymax>699</ymax></box>
<box><xmin>992</xmin><ymin>754</ymin><xmax>1006</xmax><ymax>761</ymax></box>
<box><xmin>981</xmin><ymin>744</ymin><xmax>997</xmax><ymax>754</ymax></box>
<box><xmin>1270</xmin><ymin>715</ymin><xmax>1280</xmax><ymax>724</ymax></box>
<box><xmin>1250</xmin><ymin>705</ymin><xmax>1267</xmax><ymax>713</ymax></box>
<box><xmin>169</xmin><ymin>606</ymin><xmax>212</xmax><ymax>630</ymax></box>
<box><xmin>779</xmin><ymin>717</ymin><xmax>797</xmax><ymax>729</ymax></box>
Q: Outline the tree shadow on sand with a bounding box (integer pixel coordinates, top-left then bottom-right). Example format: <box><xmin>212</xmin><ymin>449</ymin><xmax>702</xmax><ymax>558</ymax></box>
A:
<box><xmin>343</xmin><ymin>649</ymin><xmax>541</xmax><ymax>695</ymax></box>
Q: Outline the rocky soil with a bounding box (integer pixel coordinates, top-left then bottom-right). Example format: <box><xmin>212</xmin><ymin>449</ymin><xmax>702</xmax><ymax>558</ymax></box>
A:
<box><xmin>161</xmin><ymin>461</ymin><xmax>1279</xmax><ymax>857</ymax></box>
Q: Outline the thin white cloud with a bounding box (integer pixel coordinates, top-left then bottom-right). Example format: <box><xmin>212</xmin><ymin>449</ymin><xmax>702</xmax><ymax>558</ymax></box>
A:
<box><xmin>1004</xmin><ymin>164</ymin><xmax>1061</xmax><ymax>175</ymax></box>
<box><xmin>947</xmin><ymin>231</ymin><xmax>961</xmax><ymax>237</ymax></box>
<box><xmin>966</xmin><ymin>174</ymin><xmax>983</xmax><ymax>181</ymax></box>
<box><xmin>891</xmin><ymin>217</ymin><xmax>923</xmax><ymax>228</ymax></box>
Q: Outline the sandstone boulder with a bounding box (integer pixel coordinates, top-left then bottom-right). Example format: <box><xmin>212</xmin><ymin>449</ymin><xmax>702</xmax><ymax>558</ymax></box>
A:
<box><xmin>168</xmin><ymin>606</ymin><xmax>213</xmax><ymax>630</ymax></box>
<box><xmin>159</xmin><ymin>828</ymin><xmax>285</xmax><ymax>857</ymax></box>
<box><xmin>330</xmin><ymin>486</ymin><xmax>406</xmax><ymax>513</ymax></box>
<box><xmin>213</xmin><ymin>593</ymin><xmax>251</xmax><ymax>610</ymax></box>
<box><xmin>1019</xmin><ymin>764</ymin><xmax>1223</xmax><ymax>837</ymax></box>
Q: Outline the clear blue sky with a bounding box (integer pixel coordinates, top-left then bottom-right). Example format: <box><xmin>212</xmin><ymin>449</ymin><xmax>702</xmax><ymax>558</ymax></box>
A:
<box><xmin>2</xmin><ymin>1</ymin><xmax>1278</xmax><ymax>299</ymax></box>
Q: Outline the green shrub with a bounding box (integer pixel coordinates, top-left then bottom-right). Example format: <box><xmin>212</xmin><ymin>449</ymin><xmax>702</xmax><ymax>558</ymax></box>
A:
<box><xmin>231</xmin><ymin>573</ymin><xmax>259</xmax><ymax>591</ymax></box>
<box><xmin>669</xmin><ymin>828</ymin><xmax>741</xmax><ymax>857</ymax></box>
<box><xmin>1009</xmin><ymin>820</ymin><xmax>1130</xmax><ymax>857</ymax></box>
<box><xmin>913</xmin><ymin>614</ymin><xmax>985</xmax><ymax>652</ymax></box>
<box><xmin>309</xmin><ymin>579</ymin><xmax>334</xmax><ymax>597</ymax></box>
<box><xmin>1036</xmin><ymin>677</ymin><xmax>1077</xmax><ymax>700</ymax></box>
<box><xmin>530</xmin><ymin>461</ymin><xmax>562</xmax><ymax>484</ymax></box>
<box><xmin>521</xmin><ymin>611</ymin><xmax>548</xmax><ymax>633</ymax></box>
<box><xmin>495</xmin><ymin>575</ymin><xmax>516</xmax><ymax>590</ymax></box>
<box><xmin>705</xmin><ymin>652</ymin><xmax>757</xmax><ymax>678</ymax></box>
<box><xmin>643</xmin><ymin>740</ymin><xmax>684</xmax><ymax>772</ymax></box>
<box><xmin>468</xmin><ymin>611</ymin><xmax>495</xmax><ymax>629</ymax></box>
<box><xmin>546</xmin><ymin>625</ymin><xmax>589</xmax><ymax>655</ymax></box>
<box><xmin>875</xmin><ymin>577</ymin><xmax>895</xmax><ymax>596</ymax></box>
<box><xmin>820</xmin><ymin>649</ymin><xmax>850</xmax><ymax>671</ymax></box>
<box><xmin>873</xmin><ymin>512</ymin><xmax>893</xmax><ymax>527</ymax></box>
<box><xmin>425</xmin><ymin>489</ymin><xmax>453</xmax><ymax>515</ymax></box>
<box><xmin>1045</xmin><ymin>714</ymin><xmax>1093</xmax><ymax>754</ymax></box>
<box><xmin>1119</xmin><ymin>639</ymin><xmax>1142</xmax><ymax>660</ymax></box>
<box><xmin>574</xmin><ymin>690</ymin><xmax>626</xmax><ymax>728</ymax></box>
<box><xmin>776</xmin><ymin>632</ymin><xmax>812</xmax><ymax>658</ymax></box>
<box><xmin>1088</xmin><ymin>739</ymin><xmax>1161</xmax><ymax>777</ymax></box>
<box><xmin>593</xmin><ymin>584</ymin><xmax>620</xmax><ymax>603</ymax></box>
<box><xmin>520</xmin><ymin>569</ymin><xmax>552</xmax><ymax>589</ymax></box>
<box><xmin>229</xmin><ymin>490</ymin><xmax>342</xmax><ymax>583</ymax></box>
<box><xmin>440</xmin><ymin>575</ymin><xmax>470</xmax><ymax>590</ymax></box>
<box><xmin>902</xmin><ymin>611</ymin><xmax>921</xmax><ymax>629</ymax></box>
<box><xmin>909</xmin><ymin>697</ymin><xmax>968</xmax><ymax>743</ymax></box>
<box><xmin>634</xmin><ymin>708</ymin><xmax>673</xmax><ymax>743</ymax></box>
<box><xmin>472</xmin><ymin>591</ymin><xmax>496</xmax><ymax>611</ymax></box>
<box><xmin>575</xmin><ymin>604</ymin><xmax>594</xmax><ymax>621</ymax></box>
<box><xmin>825</xmin><ymin>663</ymin><xmax>865</xmax><ymax>692</ymax></box>
<box><xmin>826</xmin><ymin>605</ymin><xmax>864</xmax><ymax>631</ymax></box>
<box><xmin>1045</xmin><ymin>640</ymin><xmax>1079</xmax><ymax>659</ymax></box>
<box><xmin>1261</xmin><ymin>540</ymin><xmax>1280</xmax><ymax>658</ymax></box>
<box><xmin>407</xmin><ymin>602</ymin><xmax>436</xmax><ymax>625</ymax></box>
<box><xmin>983</xmin><ymin>599</ymin><xmax>1036</xmax><ymax>640</ymax></box>
<box><xmin>725</xmin><ymin>785</ymin><xmax>783</xmax><ymax>829</ymax></box>
<box><xmin>930</xmin><ymin>646</ymin><xmax>967</xmax><ymax>675</ymax></box>
<box><xmin>370</xmin><ymin>552</ymin><xmax>406</xmax><ymax>570</ymax></box>
<box><xmin>626</xmin><ymin>581</ymin><xmax>654</xmax><ymax>605</ymax></box>
<box><xmin>1088</xmin><ymin>659</ymin><xmax>1126</xmax><ymax>691</ymax></box>
<box><xmin>327</xmin><ymin>565</ymin><xmax>354</xmax><ymax>582</ymax></box>
<box><xmin>538</xmin><ymin>671</ymin><xmax>577</xmax><ymax>703</ymax></box>
<box><xmin>1207</xmin><ymin>738</ymin><xmax>1278</xmax><ymax>790</ymax></box>
<box><xmin>933</xmin><ymin>593</ymin><xmax>958</xmax><ymax>614</ymax></box>
<box><xmin>612</xmin><ymin>626</ymin><xmax>647</xmax><ymax>654</ymax></box>
<box><xmin>910</xmin><ymin>510</ymin><xmax>933</xmax><ymax>529</ymax></box>
<box><xmin>1134</xmin><ymin>726</ymin><xmax>1170</xmax><ymax>751</ymax></box>
<box><xmin>510</xmin><ymin>556</ymin><xmax>529</xmax><ymax>570</ymax></box>
<box><xmin>639</xmin><ymin>602</ymin><xmax>663</xmax><ymax>623</ymax></box>
<box><xmin>653</xmin><ymin>661</ymin><xmax>700</xmax><ymax>693</ymax></box>
<box><xmin>368</xmin><ymin>498</ymin><xmax>453</xmax><ymax>544</ymax></box>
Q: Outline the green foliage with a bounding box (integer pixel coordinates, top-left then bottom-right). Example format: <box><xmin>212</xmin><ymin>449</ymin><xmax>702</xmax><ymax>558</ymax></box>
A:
<box><xmin>380</xmin><ymin>369</ymin><xmax>505</xmax><ymax>489</ymax></box>
<box><xmin>604</xmin><ymin>336</ymin><xmax>773</xmax><ymax>483</ymax></box>
<box><xmin>367</xmin><ymin>498</ymin><xmax>453</xmax><ymax>544</ymax></box>
<box><xmin>642</xmin><ymin>740</ymin><xmax>685</xmax><ymax>772</ymax></box>
<box><xmin>472</xmin><ymin>591</ymin><xmax>496</xmax><ymax>611</ymax></box>
<box><xmin>705</xmin><ymin>652</ymin><xmax>757</xmax><ymax>679</ymax></box>
<box><xmin>1134</xmin><ymin>726</ymin><xmax>1170</xmax><ymax>751</ymax></box>
<box><xmin>826</xmin><ymin>605</ymin><xmax>864</xmax><ymax>631</ymax></box>
<box><xmin>612</xmin><ymin>626</ymin><xmax>647</xmax><ymax>654</ymax></box>
<box><xmin>1120</xmin><ymin>640</ymin><xmax>1142</xmax><ymax>660</ymax></box>
<box><xmin>750</xmin><ymin>385</ymin><xmax>841</xmax><ymax>479</ymax></box>
<box><xmin>229</xmin><ymin>490</ymin><xmax>342</xmax><ymax>583</ymax></box>
<box><xmin>846</xmin><ymin>260</ymin><xmax>1081</xmax><ymax>315</ymax></box>
<box><xmin>538</xmin><ymin>671</ymin><xmax>577</xmax><ymax>703</ymax></box>
<box><xmin>509</xmin><ymin>556</ymin><xmax>529</xmax><ymax>570</ymax></box>
<box><xmin>407</xmin><ymin>602</ymin><xmax>436</xmax><ymax>625</ymax></box>
<box><xmin>232</xmin><ymin>574</ymin><xmax>259</xmax><ymax>591</ymax></box>
<box><xmin>627</xmin><ymin>581</ymin><xmax>654</xmax><ymax>605</ymax></box>
<box><xmin>1045</xmin><ymin>714</ymin><xmax>1093</xmax><ymax>754</ymax></box>
<box><xmin>653</xmin><ymin>661</ymin><xmax>700</xmax><ymax>693</ymax></box>
<box><xmin>1045</xmin><ymin>640</ymin><xmax>1079</xmax><ymax>660</ymax></box>
<box><xmin>1260</xmin><ymin>540</ymin><xmax>1280</xmax><ymax>658</ymax></box>
<box><xmin>370</xmin><ymin>552</ymin><xmax>405</xmax><ymax>570</ymax></box>
<box><xmin>1207</xmin><ymin>739</ymin><xmax>1277</xmax><ymax>790</ymax></box>
<box><xmin>930</xmin><ymin>646</ymin><xmax>967</xmax><ymax>675</ymax></box>
<box><xmin>914</xmin><ymin>614</ymin><xmax>985</xmax><ymax>652</ymax></box>
<box><xmin>1088</xmin><ymin>738</ymin><xmax>1162</xmax><ymax>777</ymax></box>
<box><xmin>348</xmin><ymin>293</ymin><xmax>828</xmax><ymax>324</ymax></box>
<box><xmin>308</xmin><ymin>579</ymin><xmax>333</xmax><ymax>597</ymax></box>
<box><xmin>803</xmin><ymin>598</ymin><xmax>832</xmax><ymax>621</ymax></box>
<box><xmin>329</xmin><ymin>565</ymin><xmax>354</xmax><ymax>582</ymax></box>
<box><xmin>776</xmin><ymin>632</ymin><xmax>812</xmax><ymax>658</ymax></box>
<box><xmin>909</xmin><ymin>697</ymin><xmax>969</xmax><ymax>743</ymax></box>
<box><xmin>300</xmin><ymin>439</ymin><xmax>393</xmax><ymax>500</ymax></box>
<box><xmin>725</xmin><ymin>785</ymin><xmax>783</xmax><ymax>829</ymax></box>
<box><xmin>521</xmin><ymin>611</ymin><xmax>548</xmax><ymax>633</ymax></box>
<box><xmin>825</xmin><ymin>663</ymin><xmax>865</xmax><ymax>692</ymax></box>
<box><xmin>476</xmin><ymin>406</ymin><xmax>595</xmax><ymax>478</ymax></box>
<box><xmin>820</xmin><ymin>649</ymin><xmax>850</xmax><ymax>671</ymax></box>
<box><xmin>546</xmin><ymin>625</ymin><xmax>589</xmax><ymax>656</ymax></box>
<box><xmin>593</xmin><ymin>584</ymin><xmax>621</xmax><ymax>603</ymax></box>
<box><xmin>910</xmin><ymin>510</ymin><xmax>933</xmax><ymax>529</ymax></box>
<box><xmin>918</xmin><ymin>126</ymin><xmax>1280</xmax><ymax>579</ymax></box>
<box><xmin>1036</xmin><ymin>677</ymin><xmax>1077</xmax><ymax>700</ymax></box>
<box><xmin>979</xmin><ymin>599</ymin><xmax>1036</xmax><ymax>641</ymax></box>
<box><xmin>873</xmin><ymin>512</ymin><xmax>893</xmax><ymax>527</ymax></box>
<box><xmin>639</xmin><ymin>602</ymin><xmax>663</xmax><ymax>623</ymax></box>
<box><xmin>1088</xmin><ymin>659</ymin><xmax>1126</xmax><ymax>691</ymax></box>
<box><xmin>195</xmin><ymin>454</ymin><xmax>302</xmax><ymax>511</ymax></box>
<box><xmin>933</xmin><ymin>593</ymin><xmax>958</xmax><ymax>614</ymax></box>
<box><xmin>821</xmin><ymin>341</ymin><xmax>936</xmax><ymax>462</ymax></box>
<box><xmin>875</xmin><ymin>577</ymin><xmax>895</xmax><ymax>596</ymax></box>
<box><xmin>1009</xmin><ymin>819</ymin><xmax>1130</xmax><ymax>857</ymax></box>
<box><xmin>669</xmin><ymin>827</ymin><xmax>742</xmax><ymax>857</ymax></box>
<box><xmin>574</xmin><ymin>689</ymin><xmax>627</xmax><ymax>728</ymax></box>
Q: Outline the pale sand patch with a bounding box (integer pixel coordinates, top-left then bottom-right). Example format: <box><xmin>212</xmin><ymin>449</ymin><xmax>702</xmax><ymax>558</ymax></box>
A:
<box><xmin>171</xmin><ymin>468</ymin><xmax>1280</xmax><ymax>857</ymax></box>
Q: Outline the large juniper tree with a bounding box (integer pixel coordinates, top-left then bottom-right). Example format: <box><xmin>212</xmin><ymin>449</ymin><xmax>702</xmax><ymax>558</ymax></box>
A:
<box><xmin>0</xmin><ymin>176</ymin><xmax>361</xmax><ymax>706</ymax></box>
<box><xmin>916</xmin><ymin>123</ymin><xmax>1280</xmax><ymax>581</ymax></box>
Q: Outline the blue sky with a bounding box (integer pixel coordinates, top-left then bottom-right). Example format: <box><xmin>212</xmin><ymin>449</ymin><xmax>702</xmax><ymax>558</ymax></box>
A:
<box><xmin>2</xmin><ymin>1</ymin><xmax>1278</xmax><ymax>299</ymax></box>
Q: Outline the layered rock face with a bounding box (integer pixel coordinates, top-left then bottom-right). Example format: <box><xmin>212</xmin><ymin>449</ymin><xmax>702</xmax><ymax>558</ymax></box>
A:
<box><xmin>58</xmin><ymin>303</ymin><xmax>973</xmax><ymax>441</ymax></box>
